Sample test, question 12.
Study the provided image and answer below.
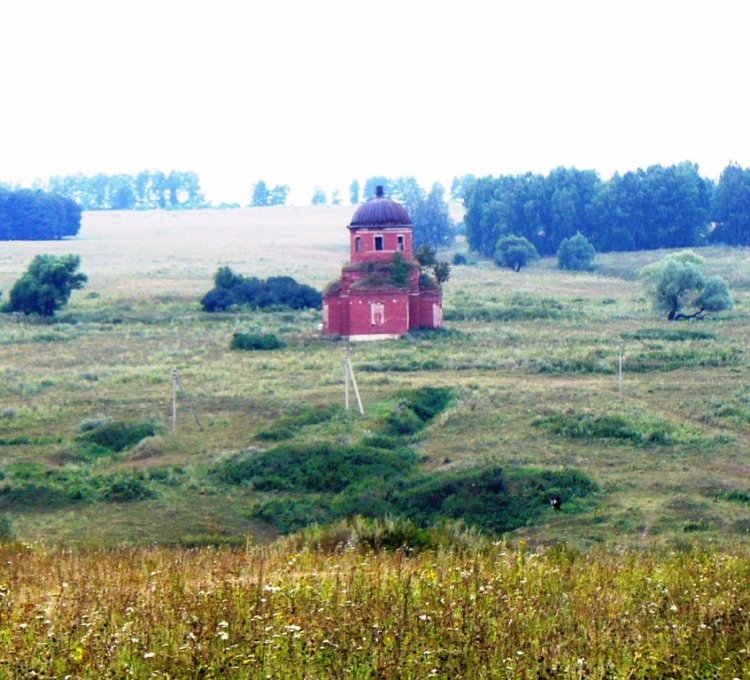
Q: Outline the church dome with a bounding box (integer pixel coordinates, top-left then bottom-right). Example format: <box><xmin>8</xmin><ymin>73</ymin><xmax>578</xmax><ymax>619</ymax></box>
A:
<box><xmin>349</xmin><ymin>185</ymin><xmax>412</xmax><ymax>229</ymax></box>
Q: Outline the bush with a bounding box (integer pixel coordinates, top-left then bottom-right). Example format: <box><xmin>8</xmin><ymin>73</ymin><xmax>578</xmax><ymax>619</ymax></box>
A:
<box><xmin>251</xmin><ymin>497</ymin><xmax>334</xmax><ymax>533</ymax></box>
<box><xmin>557</xmin><ymin>232</ymin><xmax>596</xmax><ymax>271</ymax></box>
<box><xmin>381</xmin><ymin>386</ymin><xmax>453</xmax><ymax>437</ymax></box>
<box><xmin>77</xmin><ymin>419</ymin><xmax>162</xmax><ymax>452</ymax></box>
<box><xmin>201</xmin><ymin>267</ymin><xmax>321</xmax><ymax>312</ymax></box>
<box><xmin>102</xmin><ymin>474</ymin><xmax>157</xmax><ymax>502</ymax></box>
<box><xmin>216</xmin><ymin>442</ymin><xmax>417</xmax><ymax>493</ymax></box>
<box><xmin>230</xmin><ymin>332</ymin><xmax>285</xmax><ymax>351</ymax></box>
<box><xmin>533</xmin><ymin>411</ymin><xmax>679</xmax><ymax>446</ymax></box>
<box><xmin>353</xmin><ymin>466</ymin><xmax>598</xmax><ymax>535</ymax></box>
<box><xmin>0</xmin><ymin>513</ymin><xmax>15</xmax><ymax>541</ymax></box>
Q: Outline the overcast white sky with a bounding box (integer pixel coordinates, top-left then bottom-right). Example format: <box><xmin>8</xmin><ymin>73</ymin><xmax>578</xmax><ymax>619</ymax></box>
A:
<box><xmin>1</xmin><ymin>0</ymin><xmax>748</xmax><ymax>205</ymax></box>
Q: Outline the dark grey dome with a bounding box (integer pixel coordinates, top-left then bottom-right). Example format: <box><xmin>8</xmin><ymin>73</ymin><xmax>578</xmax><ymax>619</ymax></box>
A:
<box><xmin>349</xmin><ymin>186</ymin><xmax>412</xmax><ymax>229</ymax></box>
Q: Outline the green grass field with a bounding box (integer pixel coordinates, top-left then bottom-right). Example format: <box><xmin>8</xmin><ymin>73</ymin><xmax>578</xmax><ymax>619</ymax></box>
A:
<box><xmin>2</xmin><ymin>207</ymin><xmax>750</xmax><ymax>677</ymax></box>
<box><xmin>0</xmin><ymin>206</ymin><xmax>749</xmax><ymax>549</ymax></box>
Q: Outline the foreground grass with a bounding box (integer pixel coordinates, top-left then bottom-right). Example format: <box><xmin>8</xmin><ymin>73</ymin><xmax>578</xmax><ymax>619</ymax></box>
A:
<box><xmin>0</xmin><ymin>538</ymin><xmax>748</xmax><ymax>678</ymax></box>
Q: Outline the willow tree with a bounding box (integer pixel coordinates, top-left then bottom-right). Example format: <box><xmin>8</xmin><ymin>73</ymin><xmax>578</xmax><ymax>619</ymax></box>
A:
<box><xmin>639</xmin><ymin>251</ymin><xmax>732</xmax><ymax>320</ymax></box>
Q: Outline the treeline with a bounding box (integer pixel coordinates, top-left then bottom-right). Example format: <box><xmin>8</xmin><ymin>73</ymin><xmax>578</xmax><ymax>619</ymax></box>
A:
<box><xmin>44</xmin><ymin>170</ymin><xmax>205</xmax><ymax>210</ymax></box>
<box><xmin>463</xmin><ymin>162</ymin><xmax>750</xmax><ymax>256</ymax></box>
<box><xmin>0</xmin><ymin>188</ymin><xmax>81</xmax><ymax>240</ymax></box>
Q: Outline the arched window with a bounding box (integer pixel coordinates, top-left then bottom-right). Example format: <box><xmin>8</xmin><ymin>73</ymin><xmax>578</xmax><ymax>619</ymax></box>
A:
<box><xmin>371</xmin><ymin>302</ymin><xmax>385</xmax><ymax>326</ymax></box>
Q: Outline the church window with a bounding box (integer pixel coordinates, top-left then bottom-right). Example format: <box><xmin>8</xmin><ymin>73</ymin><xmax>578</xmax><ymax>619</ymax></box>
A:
<box><xmin>374</xmin><ymin>235</ymin><xmax>383</xmax><ymax>251</ymax></box>
<box><xmin>397</xmin><ymin>235</ymin><xmax>404</xmax><ymax>251</ymax></box>
<box><xmin>371</xmin><ymin>302</ymin><xmax>385</xmax><ymax>326</ymax></box>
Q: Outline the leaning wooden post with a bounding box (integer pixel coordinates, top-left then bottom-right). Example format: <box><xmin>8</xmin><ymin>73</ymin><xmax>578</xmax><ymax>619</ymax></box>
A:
<box><xmin>345</xmin><ymin>346</ymin><xmax>364</xmax><ymax>415</ymax></box>
<box><xmin>172</xmin><ymin>369</ymin><xmax>178</xmax><ymax>433</ymax></box>
<box><xmin>618</xmin><ymin>341</ymin><xmax>624</xmax><ymax>399</ymax></box>
<box><xmin>344</xmin><ymin>346</ymin><xmax>350</xmax><ymax>412</ymax></box>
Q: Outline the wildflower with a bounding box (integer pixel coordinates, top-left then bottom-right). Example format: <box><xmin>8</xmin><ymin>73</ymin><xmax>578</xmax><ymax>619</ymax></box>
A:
<box><xmin>217</xmin><ymin>631</ymin><xmax>229</xmax><ymax>641</ymax></box>
<box><xmin>218</xmin><ymin>620</ymin><xmax>229</xmax><ymax>628</ymax></box>
<box><xmin>669</xmin><ymin>604</ymin><xmax>678</xmax><ymax>612</ymax></box>
<box><xmin>143</xmin><ymin>652</ymin><xmax>155</xmax><ymax>659</ymax></box>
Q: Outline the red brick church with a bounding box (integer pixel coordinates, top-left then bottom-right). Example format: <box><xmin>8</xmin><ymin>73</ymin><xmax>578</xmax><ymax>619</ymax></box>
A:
<box><xmin>323</xmin><ymin>186</ymin><xmax>443</xmax><ymax>340</ymax></box>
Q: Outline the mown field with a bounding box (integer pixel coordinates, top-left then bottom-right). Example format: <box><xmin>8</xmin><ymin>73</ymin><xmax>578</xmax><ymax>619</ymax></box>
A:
<box><xmin>1</xmin><ymin>206</ymin><xmax>749</xmax><ymax>676</ymax></box>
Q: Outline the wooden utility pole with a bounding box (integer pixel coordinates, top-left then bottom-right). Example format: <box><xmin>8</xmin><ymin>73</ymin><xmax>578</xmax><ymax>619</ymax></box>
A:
<box><xmin>172</xmin><ymin>369</ymin><xmax>178</xmax><ymax>433</ymax></box>
<box><xmin>618</xmin><ymin>341</ymin><xmax>625</xmax><ymax>399</ymax></box>
<box><xmin>171</xmin><ymin>370</ymin><xmax>205</xmax><ymax>432</ymax></box>
<box><xmin>344</xmin><ymin>345</ymin><xmax>364</xmax><ymax>415</ymax></box>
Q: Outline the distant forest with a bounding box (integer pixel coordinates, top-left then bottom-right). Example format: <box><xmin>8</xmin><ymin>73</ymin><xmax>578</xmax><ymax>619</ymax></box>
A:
<box><xmin>2</xmin><ymin>163</ymin><xmax>749</xmax><ymax>249</ymax></box>
<box><xmin>459</xmin><ymin>162</ymin><xmax>750</xmax><ymax>254</ymax></box>
<box><xmin>0</xmin><ymin>187</ymin><xmax>81</xmax><ymax>240</ymax></box>
<box><xmin>44</xmin><ymin>171</ymin><xmax>206</xmax><ymax>211</ymax></box>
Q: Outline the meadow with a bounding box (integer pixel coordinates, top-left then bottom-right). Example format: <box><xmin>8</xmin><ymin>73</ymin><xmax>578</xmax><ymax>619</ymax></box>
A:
<box><xmin>0</xmin><ymin>207</ymin><xmax>749</xmax><ymax>676</ymax></box>
<box><xmin>0</xmin><ymin>206</ymin><xmax>748</xmax><ymax>548</ymax></box>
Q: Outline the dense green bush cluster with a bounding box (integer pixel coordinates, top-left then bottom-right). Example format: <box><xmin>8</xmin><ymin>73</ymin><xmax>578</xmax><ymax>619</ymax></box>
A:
<box><xmin>76</xmin><ymin>419</ymin><xmax>161</xmax><ymax>453</ymax></box>
<box><xmin>201</xmin><ymin>266</ymin><xmax>321</xmax><ymax>312</ymax></box>
<box><xmin>382</xmin><ymin>386</ymin><xmax>453</xmax><ymax>436</ymax></box>
<box><xmin>0</xmin><ymin>464</ymin><xmax>173</xmax><ymax>509</ymax></box>
<box><xmin>214</xmin><ymin>386</ymin><xmax>598</xmax><ymax>535</ymax></box>
<box><xmin>533</xmin><ymin>411</ymin><xmax>681</xmax><ymax>446</ymax></box>
<box><xmin>230</xmin><ymin>332</ymin><xmax>285</xmax><ymax>351</ymax></box>
<box><xmin>216</xmin><ymin>442</ymin><xmax>417</xmax><ymax>493</ymax></box>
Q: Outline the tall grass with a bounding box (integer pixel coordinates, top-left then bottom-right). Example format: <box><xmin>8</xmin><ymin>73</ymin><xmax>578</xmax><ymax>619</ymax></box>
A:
<box><xmin>0</xmin><ymin>540</ymin><xmax>748</xmax><ymax>677</ymax></box>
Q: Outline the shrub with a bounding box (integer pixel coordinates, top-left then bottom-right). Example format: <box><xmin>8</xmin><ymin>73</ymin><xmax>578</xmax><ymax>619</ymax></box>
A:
<box><xmin>216</xmin><ymin>442</ymin><xmax>417</xmax><ymax>493</ymax></box>
<box><xmin>201</xmin><ymin>267</ymin><xmax>321</xmax><ymax>312</ymax></box>
<box><xmin>557</xmin><ymin>232</ymin><xmax>596</xmax><ymax>271</ymax></box>
<box><xmin>533</xmin><ymin>411</ymin><xmax>679</xmax><ymax>446</ymax></box>
<box><xmin>0</xmin><ymin>513</ymin><xmax>15</xmax><ymax>541</ymax></box>
<box><xmin>383</xmin><ymin>406</ymin><xmax>424</xmax><ymax>436</ymax></box>
<box><xmin>77</xmin><ymin>419</ymin><xmax>162</xmax><ymax>452</ymax></box>
<box><xmin>0</xmin><ymin>483</ymin><xmax>72</xmax><ymax>509</ymax></box>
<box><xmin>453</xmin><ymin>252</ymin><xmax>468</xmax><ymax>265</ymax></box>
<box><xmin>230</xmin><ymin>332</ymin><xmax>285</xmax><ymax>351</ymax></box>
<box><xmin>355</xmin><ymin>466</ymin><xmax>598</xmax><ymax>535</ymax></box>
<box><xmin>381</xmin><ymin>386</ymin><xmax>453</xmax><ymax>436</ymax></box>
<box><xmin>390</xmin><ymin>252</ymin><xmax>411</xmax><ymax>287</ymax></box>
<box><xmin>251</xmin><ymin>497</ymin><xmax>334</xmax><ymax>533</ymax></box>
<box><xmin>102</xmin><ymin>475</ymin><xmax>157</xmax><ymax>502</ymax></box>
